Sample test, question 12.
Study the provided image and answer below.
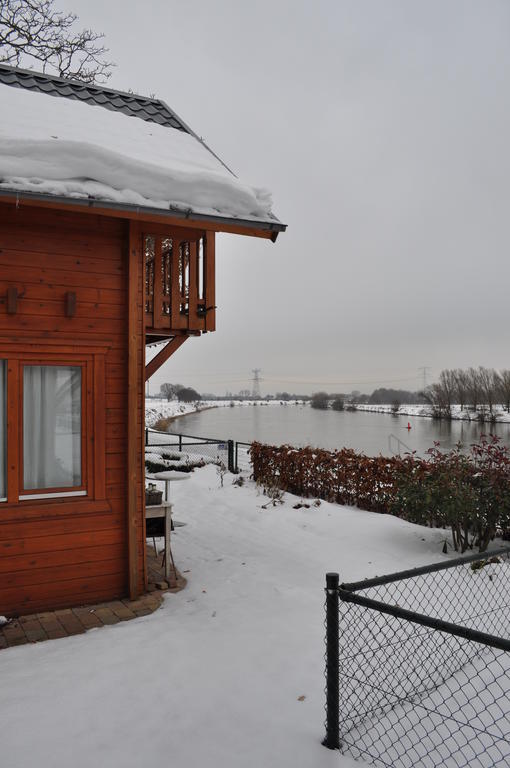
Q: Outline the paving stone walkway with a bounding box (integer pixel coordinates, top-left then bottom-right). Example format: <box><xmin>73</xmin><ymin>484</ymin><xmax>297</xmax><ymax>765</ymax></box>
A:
<box><xmin>0</xmin><ymin>545</ymin><xmax>185</xmax><ymax>650</ymax></box>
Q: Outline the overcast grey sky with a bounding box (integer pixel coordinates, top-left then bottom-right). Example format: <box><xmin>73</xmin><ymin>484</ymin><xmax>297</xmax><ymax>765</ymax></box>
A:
<box><xmin>72</xmin><ymin>0</ymin><xmax>510</xmax><ymax>395</ymax></box>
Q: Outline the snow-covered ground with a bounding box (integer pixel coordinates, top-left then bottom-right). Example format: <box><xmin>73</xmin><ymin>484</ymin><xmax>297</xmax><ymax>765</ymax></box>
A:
<box><xmin>1</xmin><ymin>463</ymin><xmax>476</xmax><ymax>768</ymax></box>
<box><xmin>354</xmin><ymin>402</ymin><xmax>510</xmax><ymax>422</ymax></box>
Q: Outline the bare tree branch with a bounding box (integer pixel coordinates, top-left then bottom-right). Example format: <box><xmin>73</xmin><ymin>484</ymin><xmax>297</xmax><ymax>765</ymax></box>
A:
<box><xmin>0</xmin><ymin>0</ymin><xmax>114</xmax><ymax>83</ymax></box>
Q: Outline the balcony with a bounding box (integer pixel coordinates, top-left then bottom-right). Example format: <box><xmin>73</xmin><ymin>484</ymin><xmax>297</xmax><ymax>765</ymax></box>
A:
<box><xmin>144</xmin><ymin>230</ymin><xmax>215</xmax><ymax>343</ymax></box>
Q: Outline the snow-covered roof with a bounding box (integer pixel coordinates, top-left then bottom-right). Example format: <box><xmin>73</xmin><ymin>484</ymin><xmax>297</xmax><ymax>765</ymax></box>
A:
<box><xmin>0</xmin><ymin>65</ymin><xmax>285</xmax><ymax>234</ymax></box>
<box><xmin>0</xmin><ymin>64</ymin><xmax>191</xmax><ymax>131</ymax></box>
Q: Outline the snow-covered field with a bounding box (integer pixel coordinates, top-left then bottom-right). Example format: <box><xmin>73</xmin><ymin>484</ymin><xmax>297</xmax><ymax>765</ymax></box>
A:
<box><xmin>0</xmin><ymin>462</ymin><xmax>478</xmax><ymax>768</ymax></box>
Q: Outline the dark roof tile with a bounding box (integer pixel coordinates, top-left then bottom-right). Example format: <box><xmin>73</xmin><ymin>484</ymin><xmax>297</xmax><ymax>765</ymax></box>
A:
<box><xmin>37</xmin><ymin>81</ymin><xmax>55</xmax><ymax>92</ymax></box>
<box><xmin>0</xmin><ymin>63</ymin><xmax>190</xmax><ymax>133</ymax></box>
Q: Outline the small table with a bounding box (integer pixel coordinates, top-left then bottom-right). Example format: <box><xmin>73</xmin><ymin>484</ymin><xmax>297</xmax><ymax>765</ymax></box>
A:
<box><xmin>152</xmin><ymin>470</ymin><xmax>191</xmax><ymax>502</ymax></box>
<box><xmin>146</xmin><ymin>501</ymin><xmax>173</xmax><ymax>581</ymax></box>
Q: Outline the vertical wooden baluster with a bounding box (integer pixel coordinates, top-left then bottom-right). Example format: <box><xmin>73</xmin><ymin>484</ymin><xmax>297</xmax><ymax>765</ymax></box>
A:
<box><xmin>204</xmin><ymin>231</ymin><xmax>216</xmax><ymax>332</ymax></box>
<box><xmin>188</xmin><ymin>241</ymin><xmax>197</xmax><ymax>329</ymax></box>
<box><xmin>153</xmin><ymin>236</ymin><xmax>163</xmax><ymax>328</ymax></box>
<box><xmin>171</xmin><ymin>239</ymin><xmax>181</xmax><ymax>329</ymax></box>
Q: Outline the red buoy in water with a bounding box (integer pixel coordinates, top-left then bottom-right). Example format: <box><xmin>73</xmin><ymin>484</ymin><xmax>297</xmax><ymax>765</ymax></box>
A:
<box><xmin>407</xmin><ymin>422</ymin><xmax>412</xmax><ymax>431</ymax></box>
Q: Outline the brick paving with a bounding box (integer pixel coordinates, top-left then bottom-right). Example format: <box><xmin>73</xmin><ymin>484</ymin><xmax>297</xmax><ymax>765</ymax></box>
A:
<box><xmin>0</xmin><ymin>545</ymin><xmax>186</xmax><ymax>650</ymax></box>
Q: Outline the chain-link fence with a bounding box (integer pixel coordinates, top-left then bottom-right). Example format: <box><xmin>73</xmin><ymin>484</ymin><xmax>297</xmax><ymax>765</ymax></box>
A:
<box><xmin>323</xmin><ymin>547</ymin><xmax>510</xmax><ymax>767</ymax></box>
<box><xmin>146</xmin><ymin>428</ymin><xmax>232</xmax><ymax>470</ymax></box>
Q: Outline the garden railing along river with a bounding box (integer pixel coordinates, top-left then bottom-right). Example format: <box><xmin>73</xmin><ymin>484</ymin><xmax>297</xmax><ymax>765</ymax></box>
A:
<box><xmin>145</xmin><ymin>428</ymin><xmax>251</xmax><ymax>473</ymax></box>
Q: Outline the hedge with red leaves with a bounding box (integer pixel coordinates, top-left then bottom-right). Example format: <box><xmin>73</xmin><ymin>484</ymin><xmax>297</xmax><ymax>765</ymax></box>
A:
<box><xmin>250</xmin><ymin>437</ymin><xmax>510</xmax><ymax>552</ymax></box>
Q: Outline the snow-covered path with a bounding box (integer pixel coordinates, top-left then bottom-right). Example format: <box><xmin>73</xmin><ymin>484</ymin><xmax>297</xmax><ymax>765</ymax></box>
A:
<box><xmin>0</xmin><ymin>465</ymin><xmax>452</xmax><ymax>768</ymax></box>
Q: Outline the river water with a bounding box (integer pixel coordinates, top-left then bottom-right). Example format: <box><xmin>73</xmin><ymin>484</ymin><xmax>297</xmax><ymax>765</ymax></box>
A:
<box><xmin>170</xmin><ymin>404</ymin><xmax>510</xmax><ymax>457</ymax></box>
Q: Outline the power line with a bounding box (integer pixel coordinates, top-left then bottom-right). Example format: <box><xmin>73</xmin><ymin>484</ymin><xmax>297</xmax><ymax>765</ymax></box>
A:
<box><xmin>154</xmin><ymin>371</ymin><xmax>426</xmax><ymax>388</ymax></box>
<box><xmin>245</xmin><ymin>374</ymin><xmax>424</xmax><ymax>387</ymax></box>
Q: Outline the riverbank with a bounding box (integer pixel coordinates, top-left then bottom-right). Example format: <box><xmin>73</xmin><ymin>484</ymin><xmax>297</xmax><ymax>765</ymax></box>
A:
<box><xmin>146</xmin><ymin>398</ymin><xmax>510</xmax><ymax>432</ymax></box>
<box><xmin>145</xmin><ymin>398</ymin><xmax>305</xmax><ymax>428</ymax></box>
<box><xmin>145</xmin><ymin>399</ymin><xmax>510</xmax><ymax>458</ymax></box>
<box><xmin>353</xmin><ymin>403</ymin><xmax>510</xmax><ymax>423</ymax></box>
<box><xmin>145</xmin><ymin>399</ymin><xmax>215</xmax><ymax>427</ymax></box>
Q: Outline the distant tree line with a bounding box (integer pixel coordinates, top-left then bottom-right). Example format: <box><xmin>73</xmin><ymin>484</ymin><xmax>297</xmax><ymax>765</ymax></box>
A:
<box><xmin>160</xmin><ymin>382</ymin><xmax>201</xmax><ymax>403</ymax></box>
<box><xmin>310</xmin><ymin>387</ymin><xmax>426</xmax><ymax>411</ymax></box>
<box><xmin>275</xmin><ymin>392</ymin><xmax>311</xmax><ymax>401</ymax></box>
<box><xmin>369</xmin><ymin>388</ymin><xmax>427</xmax><ymax>405</ymax></box>
<box><xmin>311</xmin><ymin>392</ymin><xmax>346</xmax><ymax>410</ymax></box>
<box><xmin>423</xmin><ymin>367</ymin><xmax>510</xmax><ymax>419</ymax></box>
<box><xmin>158</xmin><ymin>371</ymin><xmax>510</xmax><ymax>415</ymax></box>
<box><xmin>195</xmin><ymin>392</ymin><xmax>312</xmax><ymax>402</ymax></box>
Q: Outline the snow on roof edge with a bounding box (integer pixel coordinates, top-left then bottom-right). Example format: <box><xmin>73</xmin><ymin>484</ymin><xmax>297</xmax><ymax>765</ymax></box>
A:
<box><xmin>0</xmin><ymin>81</ymin><xmax>284</xmax><ymax>227</ymax></box>
<box><xmin>0</xmin><ymin>186</ymin><xmax>287</xmax><ymax>234</ymax></box>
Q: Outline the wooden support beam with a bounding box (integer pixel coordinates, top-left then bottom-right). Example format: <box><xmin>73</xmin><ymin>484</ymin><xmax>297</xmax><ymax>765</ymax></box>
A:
<box><xmin>145</xmin><ymin>335</ymin><xmax>188</xmax><ymax>381</ymax></box>
<box><xmin>128</xmin><ymin>221</ymin><xmax>140</xmax><ymax>600</ymax></box>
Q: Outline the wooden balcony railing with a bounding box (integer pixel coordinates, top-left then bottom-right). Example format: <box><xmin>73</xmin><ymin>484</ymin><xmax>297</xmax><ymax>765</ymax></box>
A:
<box><xmin>144</xmin><ymin>230</ymin><xmax>215</xmax><ymax>338</ymax></box>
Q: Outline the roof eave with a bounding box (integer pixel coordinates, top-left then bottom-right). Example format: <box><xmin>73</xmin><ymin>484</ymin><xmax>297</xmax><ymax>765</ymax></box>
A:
<box><xmin>0</xmin><ymin>188</ymin><xmax>287</xmax><ymax>239</ymax></box>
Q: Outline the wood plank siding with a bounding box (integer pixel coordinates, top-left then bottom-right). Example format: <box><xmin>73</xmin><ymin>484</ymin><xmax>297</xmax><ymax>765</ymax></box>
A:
<box><xmin>0</xmin><ymin>201</ymin><xmax>145</xmax><ymax>616</ymax></box>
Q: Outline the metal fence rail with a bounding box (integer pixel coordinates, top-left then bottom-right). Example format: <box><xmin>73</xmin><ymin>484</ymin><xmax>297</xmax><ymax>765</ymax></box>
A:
<box><xmin>323</xmin><ymin>546</ymin><xmax>510</xmax><ymax>767</ymax></box>
<box><xmin>146</xmin><ymin>428</ymin><xmax>247</xmax><ymax>473</ymax></box>
<box><xmin>235</xmin><ymin>441</ymin><xmax>252</xmax><ymax>473</ymax></box>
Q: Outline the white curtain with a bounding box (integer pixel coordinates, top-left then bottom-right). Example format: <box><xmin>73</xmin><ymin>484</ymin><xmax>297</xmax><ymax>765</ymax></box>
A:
<box><xmin>23</xmin><ymin>366</ymin><xmax>81</xmax><ymax>490</ymax></box>
<box><xmin>0</xmin><ymin>361</ymin><xmax>5</xmax><ymax>498</ymax></box>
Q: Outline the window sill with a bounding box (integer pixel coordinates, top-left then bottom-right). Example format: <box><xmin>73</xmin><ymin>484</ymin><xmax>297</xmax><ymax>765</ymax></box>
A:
<box><xmin>19</xmin><ymin>490</ymin><xmax>88</xmax><ymax>501</ymax></box>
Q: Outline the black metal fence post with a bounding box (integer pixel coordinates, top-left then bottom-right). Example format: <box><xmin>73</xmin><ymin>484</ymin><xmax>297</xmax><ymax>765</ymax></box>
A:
<box><xmin>179</xmin><ymin>434</ymin><xmax>182</xmax><ymax>452</ymax></box>
<box><xmin>323</xmin><ymin>572</ymin><xmax>340</xmax><ymax>750</ymax></box>
<box><xmin>227</xmin><ymin>439</ymin><xmax>235</xmax><ymax>473</ymax></box>
<box><xmin>145</xmin><ymin>428</ymin><xmax>149</xmax><ymax>446</ymax></box>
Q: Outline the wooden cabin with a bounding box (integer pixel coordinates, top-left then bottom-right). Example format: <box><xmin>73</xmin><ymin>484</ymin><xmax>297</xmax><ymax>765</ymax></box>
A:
<box><xmin>0</xmin><ymin>64</ymin><xmax>285</xmax><ymax>616</ymax></box>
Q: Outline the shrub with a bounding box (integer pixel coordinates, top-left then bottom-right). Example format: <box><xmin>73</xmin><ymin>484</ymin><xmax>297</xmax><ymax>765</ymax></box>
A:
<box><xmin>250</xmin><ymin>436</ymin><xmax>510</xmax><ymax>552</ymax></box>
<box><xmin>311</xmin><ymin>392</ymin><xmax>329</xmax><ymax>409</ymax></box>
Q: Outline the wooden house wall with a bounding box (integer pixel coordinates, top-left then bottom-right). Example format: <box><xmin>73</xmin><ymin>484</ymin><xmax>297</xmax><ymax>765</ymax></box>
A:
<box><xmin>0</xmin><ymin>202</ymin><xmax>145</xmax><ymax>616</ymax></box>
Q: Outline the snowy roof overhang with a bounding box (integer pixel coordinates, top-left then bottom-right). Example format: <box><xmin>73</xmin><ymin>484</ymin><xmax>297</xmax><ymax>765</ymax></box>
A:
<box><xmin>0</xmin><ymin>65</ymin><xmax>286</xmax><ymax>239</ymax></box>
